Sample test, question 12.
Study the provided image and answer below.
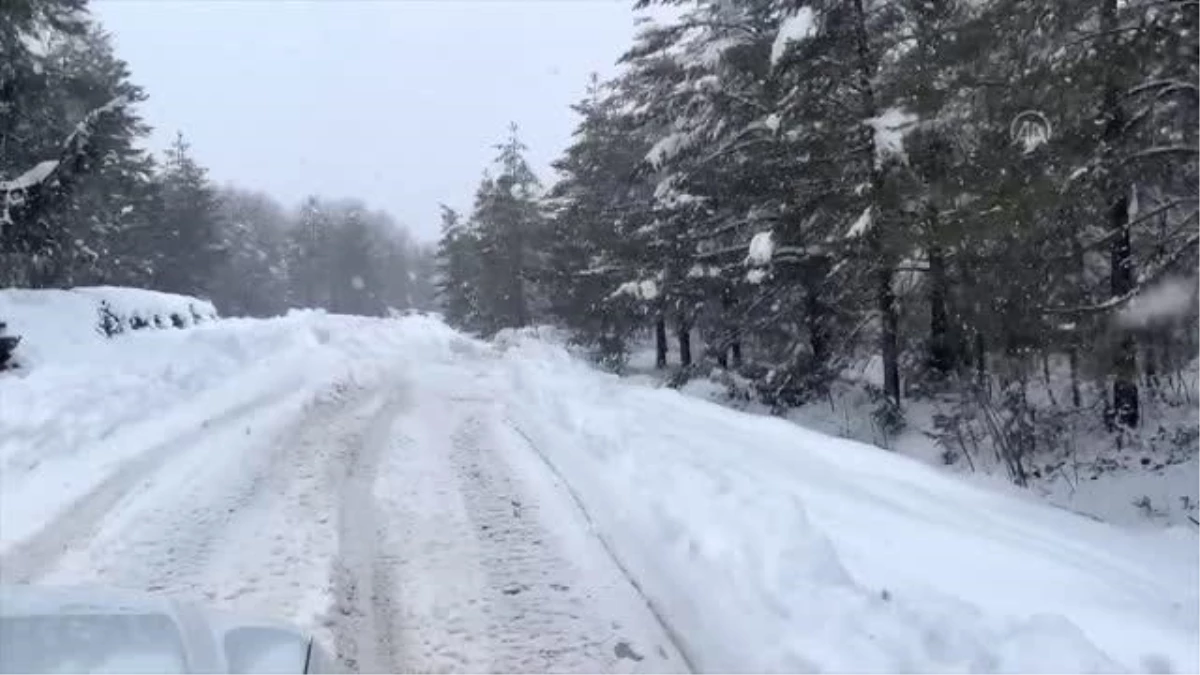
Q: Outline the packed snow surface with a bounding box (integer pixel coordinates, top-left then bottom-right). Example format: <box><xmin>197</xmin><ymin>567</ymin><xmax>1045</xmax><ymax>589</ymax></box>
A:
<box><xmin>0</xmin><ymin>300</ymin><xmax>1195</xmax><ymax>673</ymax></box>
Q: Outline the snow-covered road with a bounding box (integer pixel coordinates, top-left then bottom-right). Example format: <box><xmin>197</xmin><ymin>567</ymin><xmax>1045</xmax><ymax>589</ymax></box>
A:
<box><xmin>0</xmin><ymin>302</ymin><xmax>1195</xmax><ymax>673</ymax></box>
<box><xmin>0</xmin><ymin>316</ymin><xmax>685</xmax><ymax>672</ymax></box>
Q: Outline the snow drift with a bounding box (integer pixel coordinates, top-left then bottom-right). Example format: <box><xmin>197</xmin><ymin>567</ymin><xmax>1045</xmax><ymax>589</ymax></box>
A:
<box><xmin>493</xmin><ymin>331</ymin><xmax>1198</xmax><ymax>673</ymax></box>
<box><xmin>0</xmin><ymin>286</ymin><xmax>217</xmax><ymax>367</ymax></box>
<box><xmin>0</xmin><ymin>309</ymin><xmax>467</xmax><ymax>555</ymax></box>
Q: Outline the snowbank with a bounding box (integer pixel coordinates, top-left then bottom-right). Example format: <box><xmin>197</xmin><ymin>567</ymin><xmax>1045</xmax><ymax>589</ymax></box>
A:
<box><xmin>0</xmin><ymin>286</ymin><xmax>217</xmax><ymax>367</ymax></box>
<box><xmin>494</xmin><ymin>334</ymin><xmax>1198</xmax><ymax>673</ymax></box>
<box><xmin>0</xmin><ymin>309</ymin><xmax>465</xmax><ymax>557</ymax></box>
<box><xmin>74</xmin><ymin>286</ymin><xmax>217</xmax><ymax>327</ymax></box>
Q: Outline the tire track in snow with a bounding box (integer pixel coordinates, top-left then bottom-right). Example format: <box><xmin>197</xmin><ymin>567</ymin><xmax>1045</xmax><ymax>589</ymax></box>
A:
<box><xmin>372</xmin><ymin>386</ymin><xmax>688</xmax><ymax>673</ymax></box>
<box><xmin>328</xmin><ymin>385</ymin><xmax>410</xmax><ymax>674</ymax></box>
<box><xmin>33</xmin><ymin>380</ymin><xmax>387</xmax><ymax>637</ymax></box>
<box><xmin>499</xmin><ymin>417</ymin><xmax>700</xmax><ymax>674</ymax></box>
<box><xmin>157</xmin><ymin>383</ymin><xmax>387</xmax><ymax>617</ymax></box>
<box><xmin>451</xmin><ymin>408</ymin><xmax>625</xmax><ymax>673</ymax></box>
<box><xmin>0</xmin><ymin>386</ymin><xmax>303</xmax><ymax>585</ymax></box>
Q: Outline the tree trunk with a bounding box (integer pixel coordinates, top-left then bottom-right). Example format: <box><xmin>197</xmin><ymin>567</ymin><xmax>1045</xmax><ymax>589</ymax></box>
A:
<box><xmin>655</xmin><ymin>315</ymin><xmax>668</xmax><ymax>369</ymax></box>
<box><xmin>731</xmin><ymin>339</ymin><xmax>743</xmax><ymax>369</ymax></box>
<box><xmin>678</xmin><ymin>321</ymin><xmax>692</xmax><ymax>368</ymax></box>
<box><xmin>510</xmin><ymin>266</ymin><xmax>528</xmax><ymax>328</ymax></box>
<box><xmin>804</xmin><ymin>258</ymin><xmax>829</xmax><ymax>366</ymax></box>
<box><xmin>974</xmin><ymin>332</ymin><xmax>987</xmax><ymax>393</ymax></box>
<box><xmin>928</xmin><ymin>239</ymin><xmax>954</xmax><ymax>376</ymax></box>
<box><xmin>879</xmin><ymin>265</ymin><xmax>901</xmax><ymax>406</ymax></box>
<box><xmin>1068</xmin><ymin>346</ymin><xmax>1082</xmax><ymax>408</ymax></box>
<box><xmin>1144</xmin><ymin>338</ymin><xmax>1158</xmax><ymax>392</ymax></box>
<box><xmin>851</xmin><ymin>0</ymin><xmax>900</xmax><ymax>408</ymax></box>
<box><xmin>1068</xmin><ymin>212</ymin><xmax>1084</xmax><ymax>409</ymax></box>
<box><xmin>1102</xmin><ymin>0</ymin><xmax>1139</xmax><ymax>429</ymax></box>
<box><xmin>718</xmin><ymin>289</ymin><xmax>734</xmax><ymax>369</ymax></box>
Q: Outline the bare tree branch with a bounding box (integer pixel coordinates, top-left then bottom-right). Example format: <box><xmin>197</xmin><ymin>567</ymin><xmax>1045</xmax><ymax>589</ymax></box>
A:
<box><xmin>1041</xmin><ymin>229</ymin><xmax>1199</xmax><ymax>315</ymax></box>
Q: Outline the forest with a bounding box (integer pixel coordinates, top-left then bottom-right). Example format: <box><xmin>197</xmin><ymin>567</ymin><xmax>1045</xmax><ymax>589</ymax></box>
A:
<box><xmin>2</xmin><ymin>0</ymin><xmax>1196</xmax><ymax>489</ymax></box>
<box><xmin>435</xmin><ymin>0</ymin><xmax>1199</xmax><ymax>485</ymax></box>
<box><xmin>1</xmin><ymin>0</ymin><xmax>435</xmax><ymax>320</ymax></box>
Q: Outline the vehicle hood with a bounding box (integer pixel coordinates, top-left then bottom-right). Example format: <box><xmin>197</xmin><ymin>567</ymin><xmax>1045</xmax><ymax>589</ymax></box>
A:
<box><xmin>0</xmin><ymin>585</ymin><xmax>337</xmax><ymax>673</ymax></box>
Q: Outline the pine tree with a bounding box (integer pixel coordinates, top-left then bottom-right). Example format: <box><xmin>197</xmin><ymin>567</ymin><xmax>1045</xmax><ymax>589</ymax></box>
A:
<box><xmin>541</xmin><ymin>74</ymin><xmax>652</xmax><ymax>362</ymax></box>
<box><xmin>1</xmin><ymin>9</ymin><xmax>151</xmax><ymax>288</ymax></box>
<box><xmin>514</xmin><ymin>0</ymin><xmax>1196</xmax><ymax>472</ymax></box>
<box><xmin>444</xmin><ymin>124</ymin><xmax>547</xmax><ymax>334</ymax></box>
<box><xmin>149</xmin><ymin>132</ymin><xmax>225</xmax><ymax>295</ymax></box>
<box><xmin>435</xmin><ymin>203</ymin><xmax>482</xmax><ymax>330</ymax></box>
<box><xmin>209</xmin><ymin>187</ymin><xmax>291</xmax><ymax>317</ymax></box>
<box><xmin>38</xmin><ymin>20</ymin><xmax>156</xmax><ymax>287</ymax></box>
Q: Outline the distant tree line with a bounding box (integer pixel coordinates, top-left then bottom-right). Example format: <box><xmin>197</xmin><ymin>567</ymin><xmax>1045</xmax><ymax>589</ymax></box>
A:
<box><xmin>438</xmin><ymin>0</ymin><xmax>1197</xmax><ymax>480</ymax></box>
<box><xmin>1</xmin><ymin>0</ymin><xmax>435</xmax><ymax>318</ymax></box>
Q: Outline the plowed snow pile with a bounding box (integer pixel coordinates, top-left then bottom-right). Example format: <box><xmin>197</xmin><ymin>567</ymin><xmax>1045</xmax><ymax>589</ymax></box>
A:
<box><xmin>493</xmin><ymin>330</ymin><xmax>1197</xmax><ymax>673</ymax></box>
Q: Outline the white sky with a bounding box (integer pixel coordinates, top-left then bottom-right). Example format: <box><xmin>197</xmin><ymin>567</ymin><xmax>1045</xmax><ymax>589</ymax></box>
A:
<box><xmin>92</xmin><ymin>0</ymin><xmax>639</xmax><ymax>241</ymax></box>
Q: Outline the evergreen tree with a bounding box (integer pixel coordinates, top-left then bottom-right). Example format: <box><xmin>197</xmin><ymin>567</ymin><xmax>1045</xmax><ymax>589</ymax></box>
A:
<box><xmin>39</xmin><ymin>20</ymin><xmax>157</xmax><ymax>287</ymax></box>
<box><xmin>435</xmin><ymin>204</ymin><xmax>481</xmax><ymax>330</ymax></box>
<box><xmin>209</xmin><ymin>187</ymin><xmax>291</xmax><ymax>317</ymax></box>
<box><xmin>1</xmin><ymin>8</ymin><xmax>151</xmax><ymax>288</ymax></box>
<box><xmin>541</xmin><ymin>74</ymin><xmax>651</xmax><ymax>363</ymax></box>
<box><xmin>492</xmin><ymin>0</ymin><xmax>1198</xmax><ymax>477</ymax></box>
<box><xmin>437</xmin><ymin>125</ymin><xmax>545</xmax><ymax>335</ymax></box>
<box><xmin>475</xmin><ymin>124</ymin><xmax>541</xmax><ymax>330</ymax></box>
<box><xmin>149</xmin><ymin>132</ymin><xmax>225</xmax><ymax>295</ymax></box>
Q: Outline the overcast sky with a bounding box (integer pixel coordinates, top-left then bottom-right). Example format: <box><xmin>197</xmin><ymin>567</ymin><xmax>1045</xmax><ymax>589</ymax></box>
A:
<box><xmin>91</xmin><ymin>0</ymin><xmax>638</xmax><ymax>241</ymax></box>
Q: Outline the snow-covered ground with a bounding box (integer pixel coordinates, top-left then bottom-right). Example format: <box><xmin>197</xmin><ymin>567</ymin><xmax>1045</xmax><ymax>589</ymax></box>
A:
<box><xmin>630</xmin><ymin>337</ymin><xmax>1200</xmax><ymax>530</ymax></box>
<box><xmin>0</xmin><ymin>286</ymin><xmax>217</xmax><ymax>368</ymax></box>
<box><xmin>1</xmin><ymin>297</ymin><xmax>1196</xmax><ymax>672</ymax></box>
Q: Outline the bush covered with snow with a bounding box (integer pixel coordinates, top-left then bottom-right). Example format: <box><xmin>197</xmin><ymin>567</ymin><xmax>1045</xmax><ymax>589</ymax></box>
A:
<box><xmin>0</xmin><ymin>286</ymin><xmax>218</xmax><ymax>369</ymax></box>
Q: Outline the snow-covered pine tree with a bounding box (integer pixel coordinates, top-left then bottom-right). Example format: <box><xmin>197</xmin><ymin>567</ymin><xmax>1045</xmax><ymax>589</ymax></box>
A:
<box><xmin>435</xmin><ymin>203</ymin><xmax>483</xmax><ymax>331</ymax></box>
<box><xmin>538</xmin><ymin>74</ymin><xmax>654</xmax><ymax>364</ymax></box>
<box><xmin>209</xmin><ymin>187</ymin><xmax>292</xmax><ymax>317</ymax></box>
<box><xmin>149</xmin><ymin>132</ymin><xmax>226</xmax><ymax>296</ymax></box>
<box><xmin>32</xmin><ymin>19</ymin><xmax>157</xmax><ymax>288</ymax></box>
<box><xmin>1</xmin><ymin>5</ymin><xmax>153</xmax><ymax>288</ymax></box>
<box><xmin>464</xmin><ymin>125</ymin><xmax>544</xmax><ymax>333</ymax></box>
<box><xmin>509</xmin><ymin>0</ymin><xmax>1190</xmax><ymax>465</ymax></box>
